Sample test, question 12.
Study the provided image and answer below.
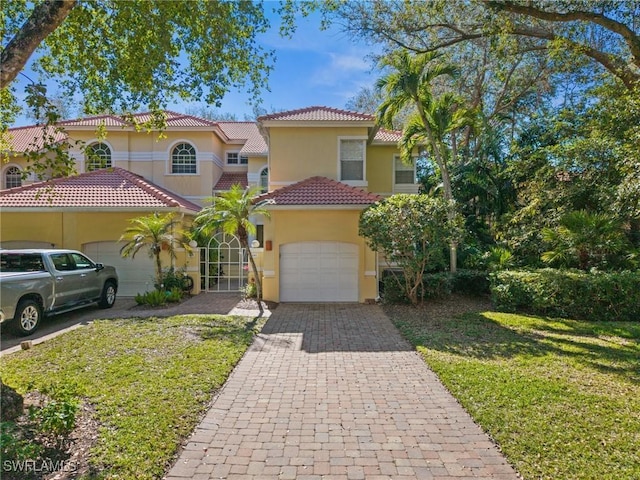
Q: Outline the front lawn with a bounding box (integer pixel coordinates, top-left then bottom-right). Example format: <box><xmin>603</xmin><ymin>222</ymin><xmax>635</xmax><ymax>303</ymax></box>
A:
<box><xmin>0</xmin><ymin>314</ymin><xmax>261</xmax><ymax>479</ymax></box>
<box><xmin>385</xmin><ymin>298</ymin><xmax>640</xmax><ymax>480</ymax></box>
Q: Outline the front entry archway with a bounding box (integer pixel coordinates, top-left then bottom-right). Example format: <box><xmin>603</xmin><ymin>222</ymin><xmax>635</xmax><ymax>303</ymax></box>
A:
<box><xmin>200</xmin><ymin>232</ymin><xmax>245</xmax><ymax>292</ymax></box>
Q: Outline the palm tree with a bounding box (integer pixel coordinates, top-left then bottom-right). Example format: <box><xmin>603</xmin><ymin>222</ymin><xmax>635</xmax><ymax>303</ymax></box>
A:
<box><xmin>119</xmin><ymin>212</ymin><xmax>186</xmax><ymax>288</ymax></box>
<box><xmin>376</xmin><ymin>50</ymin><xmax>473</xmax><ymax>272</ymax></box>
<box><xmin>541</xmin><ymin>210</ymin><xmax>630</xmax><ymax>270</ymax></box>
<box><xmin>195</xmin><ymin>184</ymin><xmax>271</xmax><ymax>316</ymax></box>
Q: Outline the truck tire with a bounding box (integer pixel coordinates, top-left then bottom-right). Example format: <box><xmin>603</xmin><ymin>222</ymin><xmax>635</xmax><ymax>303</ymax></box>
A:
<box><xmin>98</xmin><ymin>281</ymin><xmax>117</xmax><ymax>309</ymax></box>
<box><xmin>11</xmin><ymin>299</ymin><xmax>42</xmax><ymax>336</ymax></box>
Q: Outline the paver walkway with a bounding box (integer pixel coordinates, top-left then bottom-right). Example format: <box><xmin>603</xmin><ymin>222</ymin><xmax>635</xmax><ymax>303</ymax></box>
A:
<box><xmin>165</xmin><ymin>303</ymin><xmax>519</xmax><ymax>480</ymax></box>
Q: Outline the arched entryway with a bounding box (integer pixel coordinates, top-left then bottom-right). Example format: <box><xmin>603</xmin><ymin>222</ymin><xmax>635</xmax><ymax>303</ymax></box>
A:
<box><xmin>200</xmin><ymin>232</ymin><xmax>246</xmax><ymax>292</ymax></box>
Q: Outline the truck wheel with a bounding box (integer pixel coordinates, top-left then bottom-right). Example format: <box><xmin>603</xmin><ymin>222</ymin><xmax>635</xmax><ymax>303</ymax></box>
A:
<box><xmin>98</xmin><ymin>281</ymin><xmax>117</xmax><ymax>309</ymax></box>
<box><xmin>11</xmin><ymin>299</ymin><xmax>42</xmax><ymax>336</ymax></box>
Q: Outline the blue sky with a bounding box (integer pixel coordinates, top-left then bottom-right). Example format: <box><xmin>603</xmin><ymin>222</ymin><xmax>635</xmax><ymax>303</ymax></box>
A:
<box><xmin>172</xmin><ymin>9</ymin><xmax>380</xmax><ymax>119</ymax></box>
<box><xmin>13</xmin><ymin>9</ymin><xmax>379</xmax><ymax>125</ymax></box>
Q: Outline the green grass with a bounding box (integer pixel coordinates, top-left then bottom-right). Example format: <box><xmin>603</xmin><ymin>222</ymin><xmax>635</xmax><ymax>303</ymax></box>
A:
<box><xmin>386</xmin><ymin>304</ymin><xmax>640</xmax><ymax>480</ymax></box>
<box><xmin>1</xmin><ymin>314</ymin><xmax>261</xmax><ymax>479</ymax></box>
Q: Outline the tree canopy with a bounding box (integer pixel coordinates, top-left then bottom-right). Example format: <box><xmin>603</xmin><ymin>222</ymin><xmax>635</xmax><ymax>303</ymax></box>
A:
<box><xmin>1</xmin><ymin>0</ymin><xmax>278</xmax><ymax>129</ymax></box>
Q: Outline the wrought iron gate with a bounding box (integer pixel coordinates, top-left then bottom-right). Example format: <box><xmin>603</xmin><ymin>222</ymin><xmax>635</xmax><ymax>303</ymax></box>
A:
<box><xmin>200</xmin><ymin>232</ymin><xmax>246</xmax><ymax>292</ymax></box>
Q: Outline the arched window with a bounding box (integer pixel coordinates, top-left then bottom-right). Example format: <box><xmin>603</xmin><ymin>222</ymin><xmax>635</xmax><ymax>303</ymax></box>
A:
<box><xmin>259</xmin><ymin>167</ymin><xmax>268</xmax><ymax>193</ymax></box>
<box><xmin>5</xmin><ymin>166</ymin><xmax>22</xmax><ymax>189</ymax></box>
<box><xmin>171</xmin><ymin>143</ymin><xmax>197</xmax><ymax>174</ymax></box>
<box><xmin>86</xmin><ymin>143</ymin><xmax>112</xmax><ymax>171</ymax></box>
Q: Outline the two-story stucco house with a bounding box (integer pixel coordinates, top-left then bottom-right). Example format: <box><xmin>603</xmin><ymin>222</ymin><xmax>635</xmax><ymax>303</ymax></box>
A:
<box><xmin>0</xmin><ymin>107</ymin><xmax>418</xmax><ymax>301</ymax></box>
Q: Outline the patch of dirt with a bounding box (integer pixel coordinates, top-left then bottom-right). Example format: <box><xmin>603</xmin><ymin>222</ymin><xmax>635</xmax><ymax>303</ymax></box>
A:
<box><xmin>382</xmin><ymin>293</ymin><xmax>493</xmax><ymax>322</ymax></box>
<box><xmin>2</xmin><ymin>393</ymin><xmax>101</xmax><ymax>480</ymax></box>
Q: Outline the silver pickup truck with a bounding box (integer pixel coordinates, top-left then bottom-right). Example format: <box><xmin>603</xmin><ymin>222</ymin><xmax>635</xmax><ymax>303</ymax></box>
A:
<box><xmin>0</xmin><ymin>249</ymin><xmax>119</xmax><ymax>336</ymax></box>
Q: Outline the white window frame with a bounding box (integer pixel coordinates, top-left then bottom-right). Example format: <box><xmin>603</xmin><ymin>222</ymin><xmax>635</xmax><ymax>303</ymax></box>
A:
<box><xmin>259</xmin><ymin>166</ymin><xmax>269</xmax><ymax>193</ymax></box>
<box><xmin>393</xmin><ymin>155</ymin><xmax>417</xmax><ymax>185</ymax></box>
<box><xmin>338</xmin><ymin>137</ymin><xmax>367</xmax><ymax>187</ymax></box>
<box><xmin>85</xmin><ymin>142</ymin><xmax>113</xmax><ymax>172</ymax></box>
<box><xmin>226</xmin><ymin>151</ymin><xmax>248</xmax><ymax>165</ymax></box>
<box><xmin>4</xmin><ymin>165</ymin><xmax>22</xmax><ymax>189</ymax></box>
<box><xmin>169</xmin><ymin>141</ymin><xmax>198</xmax><ymax>175</ymax></box>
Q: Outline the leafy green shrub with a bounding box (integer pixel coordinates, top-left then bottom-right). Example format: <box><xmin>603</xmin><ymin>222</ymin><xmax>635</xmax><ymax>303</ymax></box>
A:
<box><xmin>166</xmin><ymin>287</ymin><xmax>183</xmax><ymax>303</ymax></box>
<box><xmin>156</xmin><ymin>267</ymin><xmax>191</xmax><ymax>292</ymax></box>
<box><xmin>1</xmin><ymin>421</ymin><xmax>43</xmax><ymax>462</ymax></box>
<box><xmin>381</xmin><ymin>270</ymin><xmax>452</xmax><ymax>303</ymax></box>
<box><xmin>135</xmin><ymin>289</ymin><xmax>167</xmax><ymax>306</ymax></box>
<box><xmin>421</xmin><ymin>272</ymin><xmax>453</xmax><ymax>299</ymax></box>
<box><xmin>490</xmin><ymin>269</ymin><xmax>640</xmax><ymax>321</ymax></box>
<box><xmin>243</xmin><ymin>280</ymin><xmax>257</xmax><ymax>299</ymax></box>
<box><xmin>452</xmin><ymin>269</ymin><xmax>490</xmax><ymax>296</ymax></box>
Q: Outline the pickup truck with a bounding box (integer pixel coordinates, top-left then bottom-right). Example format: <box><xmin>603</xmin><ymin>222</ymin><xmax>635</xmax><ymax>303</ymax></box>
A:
<box><xmin>0</xmin><ymin>249</ymin><xmax>119</xmax><ymax>336</ymax></box>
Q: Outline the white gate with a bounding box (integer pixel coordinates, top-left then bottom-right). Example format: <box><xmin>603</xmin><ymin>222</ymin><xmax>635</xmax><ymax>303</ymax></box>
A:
<box><xmin>200</xmin><ymin>232</ymin><xmax>246</xmax><ymax>292</ymax></box>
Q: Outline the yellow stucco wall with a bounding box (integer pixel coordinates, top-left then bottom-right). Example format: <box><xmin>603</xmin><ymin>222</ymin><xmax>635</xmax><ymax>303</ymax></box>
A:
<box><xmin>0</xmin><ymin>210</ymin><xmax>200</xmax><ymax>292</ymax></box>
<box><xmin>267</xmin><ymin>127</ymin><xmax>368</xmax><ymax>185</ymax></box>
<box><xmin>260</xmin><ymin>209</ymin><xmax>377</xmax><ymax>303</ymax></box>
<box><xmin>367</xmin><ymin>144</ymin><xmax>398</xmax><ymax>194</ymax></box>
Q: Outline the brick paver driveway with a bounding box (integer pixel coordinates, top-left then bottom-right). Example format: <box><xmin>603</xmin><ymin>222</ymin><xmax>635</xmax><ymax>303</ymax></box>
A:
<box><xmin>166</xmin><ymin>303</ymin><xmax>519</xmax><ymax>480</ymax></box>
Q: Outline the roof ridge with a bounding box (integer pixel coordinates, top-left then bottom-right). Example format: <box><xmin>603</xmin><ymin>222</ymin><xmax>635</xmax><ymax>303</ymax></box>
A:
<box><xmin>258</xmin><ymin>106</ymin><xmax>374</xmax><ymax>121</ymax></box>
<box><xmin>256</xmin><ymin>176</ymin><xmax>381</xmax><ymax>205</ymax></box>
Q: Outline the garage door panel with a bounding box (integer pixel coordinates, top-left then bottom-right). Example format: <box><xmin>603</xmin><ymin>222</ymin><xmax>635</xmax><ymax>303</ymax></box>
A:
<box><xmin>83</xmin><ymin>241</ymin><xmax>155</xmax><ymax>297</ymax></box>
<box><xmin>280</xmin><ymin>242</ymin><xmax>358</xmax><ymax>302</ymax></box>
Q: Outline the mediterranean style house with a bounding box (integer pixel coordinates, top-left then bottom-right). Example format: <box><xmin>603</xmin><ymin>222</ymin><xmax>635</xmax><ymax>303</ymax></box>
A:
<box><xmin>0</xmin><ymin>107</ymin><xmax>419</xmax><ymax>301</ymax></box>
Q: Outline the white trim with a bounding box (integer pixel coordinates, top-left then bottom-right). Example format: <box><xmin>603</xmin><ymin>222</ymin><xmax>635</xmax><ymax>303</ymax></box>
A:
<box><xmin>263</xmin><ymin>270</ymin><xmax>276</xmax><ymax>277</ymax></box>
<box><xmin>167</xmin><ymin>139</ymin><xmax>199</xmax><ymax>175</ymax></box>
<box><xmin>364</xmin><ymin>271</ymin><xmax>377</xmax><ymax>277</ymax></box>
<box><xmin>392</xmin><ymin>154</ymin><xmax>418</xmax><ymax>192</ymax></box>
<box><xmin>343</xmin><ymin>180</ymin><xmax>368</xmax><ymax>188</ymax></box>
<box><xmin>225</xmin><ymin>149</ymin><xmax>249</xmax><ymax>166</ymax></box>
<box><xmin>2</xmin><ymin>163</ymin><xmax>23</xmax><ymax>189</ymax></box>
<box><xmin>338</xmin><ymin>136</ymin><xmax>367</xmax><ymax>183</ymax></box>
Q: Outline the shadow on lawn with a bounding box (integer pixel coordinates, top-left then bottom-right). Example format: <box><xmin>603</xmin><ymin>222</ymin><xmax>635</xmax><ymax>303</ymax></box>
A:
<box><xmin>388</xmin><ymin>304</ymin><xmax>640</xmax><ymax>385</ymax></box>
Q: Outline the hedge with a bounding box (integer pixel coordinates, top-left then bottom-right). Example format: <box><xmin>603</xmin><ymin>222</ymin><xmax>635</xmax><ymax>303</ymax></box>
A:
<box><xmin>381</xmin><ymin>269</ymin><xmax>490</xmax><ymax>304</ymax></box>
<box><xmin>490</xmin><ymin>269</ymin><xmax>640</xmax><ymax>321</ymax></box>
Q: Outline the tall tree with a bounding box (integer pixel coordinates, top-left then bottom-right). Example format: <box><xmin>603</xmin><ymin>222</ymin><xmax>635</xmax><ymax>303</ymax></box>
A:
<box><xmin>1</xmin><ymin>1</ymin><xmax>273</xmax><ymax>113</ymax></box>
<box><xmin>326</xmin><ymin>0</ymin><xmax>640</xmax><ymax>90</ymax></box>
<box><xmin>194</xmin><ymin>184</ymin><xmax>271</xmax><ymax>317</ymax></box>
<box><xmin>376</xmin><ymin>50</ymin><xmax>473</xmax><ymax>271</ymax></box>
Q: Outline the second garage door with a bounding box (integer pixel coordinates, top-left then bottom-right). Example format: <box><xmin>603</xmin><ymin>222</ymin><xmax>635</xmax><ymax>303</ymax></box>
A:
<box><xmin>83</xmin><ymin>241</ymin><xmax>155</xmax><ymax>296</ymax></box>
<box><xmin>280</xmin><ymin>242</ymin><xmax>358</xmax><ymax>302</ymax></box>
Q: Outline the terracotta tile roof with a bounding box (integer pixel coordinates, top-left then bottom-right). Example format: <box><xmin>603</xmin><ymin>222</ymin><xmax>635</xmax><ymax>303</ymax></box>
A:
<box><xmin>213</xmin><ymin>172</ymin><xmax>248</xmax><ymax>191</ymax></box>
<box><xmin>256</xmin><ymin>176</ymin><xmax>382</xmax><ymax>206</ymax></box>
<box><xmin>217</xmin><ymin>122</ymin><xmax>268</xmax><ymax>155</ymax></box>
<box><xmin>2</xmin><ymin>125</ymin><xmax>68</xmax><ymax>152</ymax></box>
<box><xmin>59</xmin><ymin>111</ymin><xmax>217</xmax><ymax>128</ymax></box>
<box><xmin>0</xmin><ymin>167</ymin><xmax>201</xmax><ymax>211</ymax></box>
<box><xmin>373</xmin><ymin>128</ymin><xmax>403</xmax><ymax>143</ymax></box>
<box><xmin>258</xmin><ymin>106</ymin><xmax>375</xmax><ymax>122</ymax></box>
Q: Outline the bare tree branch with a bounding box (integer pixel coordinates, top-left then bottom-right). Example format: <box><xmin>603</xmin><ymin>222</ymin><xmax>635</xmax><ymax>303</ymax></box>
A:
<box><xmin>487</xmin><ymin>0</ymin><xmax>640</xmax><ymax>68</ymax></box>
<box><xmin>1</xmin><ymin>0</ymin><xmax>77</xmax><ymax>89</ymax></box>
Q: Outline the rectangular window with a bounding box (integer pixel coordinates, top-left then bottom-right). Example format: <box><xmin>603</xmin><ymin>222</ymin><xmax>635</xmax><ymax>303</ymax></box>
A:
<box><xmin>340</xmin><ymin>139</ymin><xmax>365</xmax><ymax>181</ymax></box>
<box><xmin>394</xmin><ymin>156</ymin><xmax>415</xmax><ymax>184</ymax></box>
<box><xmin>256</xmin><ymin>225</ymin><xmax>264</xmax><ymax>248</ymax></box>
<box><xmin>227</xmin><ymin>152</ymin><xmax>248</xmax><ymax>165</ymax></box>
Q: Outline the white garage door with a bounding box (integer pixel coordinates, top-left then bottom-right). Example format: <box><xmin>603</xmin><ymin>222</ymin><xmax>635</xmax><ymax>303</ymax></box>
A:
<box><xmin>83</xmin><ymin>241</ymin><xmax>155</xmax><ymax>296</ymax></box>
<box><xmin>280</xmin><ymin>242</ymin><xmax>358</xmax><ymax>302</ymax></box>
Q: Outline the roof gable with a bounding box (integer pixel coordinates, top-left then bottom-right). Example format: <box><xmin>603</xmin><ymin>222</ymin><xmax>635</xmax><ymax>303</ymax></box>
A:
<box><xmin>258</xmin><ymin>106</ymin><xmax>375</xmax><ymax>123</ymax></box>
<box><xmin>0</xmin><ymin>167</ymin><xmax>201</xmax><ymax>212</ymax></box>
<box><xmin>257</xmin><ymin>176</ymin><xmax>382</xmax><ymax>206</ymax></box>
<box><xmin>213</xmin><ymin>172</ymin><xmax>248</xmax><ymax>191</ymax></box>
